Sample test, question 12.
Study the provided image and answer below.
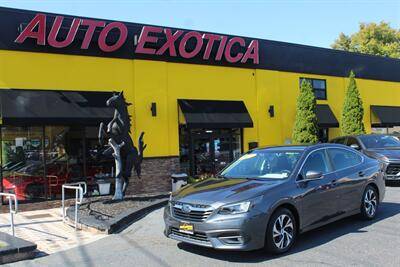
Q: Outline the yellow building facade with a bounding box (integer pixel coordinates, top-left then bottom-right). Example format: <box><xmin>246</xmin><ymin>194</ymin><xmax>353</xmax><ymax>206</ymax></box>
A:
<box><xmin>2</xmin><ymin>52</ymin><xmax>399</xmax><ymax>156</ymax></box>
<box><xmin>0</xmin><ymin>7</ymin><xmax>399</xmax><ymax>200</ymax></box>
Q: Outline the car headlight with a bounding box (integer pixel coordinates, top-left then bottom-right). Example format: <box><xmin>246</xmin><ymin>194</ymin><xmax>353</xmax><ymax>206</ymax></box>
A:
<box><xmin>218</xmin><ymin>196</ymin><xmax>263</xmax><ymax>215</ymax></box>
<box><xmin>376</xmin><ymin>158</ymin><xmax>389</xmax><ymax>171</ymax></box>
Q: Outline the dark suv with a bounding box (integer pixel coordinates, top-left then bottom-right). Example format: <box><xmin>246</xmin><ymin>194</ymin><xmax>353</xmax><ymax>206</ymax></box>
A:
<box><xmin>330</xmin><ymin>134</ymin><xmax>400</xmax><ymax>182</ymax></box>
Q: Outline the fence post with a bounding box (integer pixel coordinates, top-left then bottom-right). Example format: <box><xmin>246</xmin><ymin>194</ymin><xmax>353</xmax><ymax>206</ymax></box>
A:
<box><xmin>0</xmin><ymin>193</ymin><xmax>18</xmax><ymax>236</ymax></box>
<box><xmin>61</xmin><ymin>182</ymin><xmax>86</xmax><ymax>230</ymax></box>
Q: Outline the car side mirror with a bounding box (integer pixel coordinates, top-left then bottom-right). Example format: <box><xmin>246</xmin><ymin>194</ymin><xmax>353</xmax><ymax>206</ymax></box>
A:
<box><xmin>350</xmin><ymin>144</ymin><xmax>360</xmax><ymax>150</ymax></box>
<box><xmin>305</xmin><ymin>170</ymin><xmax>323</xmax><ymax>180</ymax></box>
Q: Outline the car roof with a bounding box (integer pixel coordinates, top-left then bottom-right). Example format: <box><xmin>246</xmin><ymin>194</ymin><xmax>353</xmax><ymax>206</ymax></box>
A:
<box><xmin>256</xmin><ymin>145</ymin><xmax>308</xmax><ymax>151</ymax></box>
<box><xmin>332</xmin><ymin>133</ymin><xmax>389</xmax><ymax>140</ymax></box>
<box><xmin>254</xmin><ymin>143</ymin><xmax>348</xmax><ymax>152</ymax></box>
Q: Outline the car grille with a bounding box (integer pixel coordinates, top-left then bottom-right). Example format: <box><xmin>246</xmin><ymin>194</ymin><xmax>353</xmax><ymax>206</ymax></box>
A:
<box><xmin>386</xmin><ymin>163</ymin><xmax>400</xmax><ymax>176</ymax></box>
<box><xmin>170</xmin><ymin>228</ymin><xmax>209</xmax><ymax>243</ymax></box>
<box><xmin>171</xmin><ymin>202</ymin><xmax>214</xmax><ymax>222</ymax></box>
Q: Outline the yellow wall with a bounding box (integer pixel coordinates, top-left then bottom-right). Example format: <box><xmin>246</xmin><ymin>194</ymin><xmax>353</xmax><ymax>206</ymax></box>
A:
<box><xmin>1</xmin><ymin>50</ymin><xmax>400</xmax><ymax>157</ymax></box>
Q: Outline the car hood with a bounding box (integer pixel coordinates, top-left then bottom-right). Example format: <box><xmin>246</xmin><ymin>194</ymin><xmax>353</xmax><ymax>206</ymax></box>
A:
<box><xmin>172</xmin><ymin>177</ymin><xmax>284</xmax><ymax>207</ymax></box>
<box><xmin>364</xmin><ymin>148</ymin><xmax>400</xmax><ymax>162</ymax></box>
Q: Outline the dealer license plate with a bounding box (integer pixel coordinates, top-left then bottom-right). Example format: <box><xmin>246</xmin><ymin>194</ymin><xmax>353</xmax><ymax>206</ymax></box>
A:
<box><xmin>179</xmin><ymin>223</ymin><xmax>194</xmax><ymax>235</ymax></box>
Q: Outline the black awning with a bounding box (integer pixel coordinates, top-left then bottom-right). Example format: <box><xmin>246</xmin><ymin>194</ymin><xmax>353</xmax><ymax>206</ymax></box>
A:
<box><xmin>316</xmin><ymin>104</ymin><xmax>339</xmax><ymax>128</ymax></box>
<box><xmin>371</xmin><ymin>105</ymin><xmax>400</xmax><ymax>127</ymax></box>
<box><xmin>178</xmin><ymin>99</ymin><xmax>253</xmax><ymax>129</ymax></box>
<box><xmin>0</xmin><ymin>89</ymin><xmax>114</xmax><ymax>125</ymax></box>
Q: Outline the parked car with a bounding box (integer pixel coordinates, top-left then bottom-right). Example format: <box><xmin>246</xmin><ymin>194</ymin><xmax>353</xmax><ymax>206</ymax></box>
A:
<box><xmin>164</xmin><ymin>144</ymin><xmax>385</xmax><ymax>254</ymax></box>
<box><xmin>330</xmin><ymin>134</ymin><xmax>400</xmax><ymax>182</ymax></box>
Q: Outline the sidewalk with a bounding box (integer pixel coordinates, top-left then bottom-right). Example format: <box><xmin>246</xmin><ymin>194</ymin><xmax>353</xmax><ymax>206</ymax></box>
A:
<box><xmin>0</xmin><ymin>208</ymin><xmax>106</xmax><ymax>256</ymax></box>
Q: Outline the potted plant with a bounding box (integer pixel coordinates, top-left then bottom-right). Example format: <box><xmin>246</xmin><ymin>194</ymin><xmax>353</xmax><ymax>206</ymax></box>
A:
<box><xmin>95</xmin><ymin>171</ymin><xmax>112</xmax><ymax>195</ymax></box>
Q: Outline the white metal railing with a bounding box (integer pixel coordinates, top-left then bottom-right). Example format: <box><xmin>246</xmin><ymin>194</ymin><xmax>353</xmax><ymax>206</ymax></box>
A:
<box><xmin>0</xmin><ymin>193</ymin><xmax>18</xmax><ymax>236</ymax></box>
<box><xmin>62</xmin><ymin>182</ymin><xmax>87</xmax><ymax>230</ymax></box>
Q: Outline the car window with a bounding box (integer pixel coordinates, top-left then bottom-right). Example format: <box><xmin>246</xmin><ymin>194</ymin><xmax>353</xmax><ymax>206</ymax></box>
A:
<box><xmin>301</xmin><ymin>150</ymin><xmax>330</xmax><ymax>177</ymax></box>
<box><xmin>358</xmin><ymin>135</ymin><xmax>400</xmax><ymax>149</ymax></box>
<box><xmin>346</xmin><ymin>137</ymin><xmax>360</xmax><ymax>147</ymax></box>
<box><xmin>332</xmin><ymin>137</ymin><xmax>346</xmax><ymax>145</ymax></box>
<box><xmin>327</xmin><ymin>148</ymin><xmax>362</xmax><ymax>170</ymax></box>
<box><xmin>220</xmin><ymin>150</ymin><xmax>303</xmax><ymax>179</ymax></box>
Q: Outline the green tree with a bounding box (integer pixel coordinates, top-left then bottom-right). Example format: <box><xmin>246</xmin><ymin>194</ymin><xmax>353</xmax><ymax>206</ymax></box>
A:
<box><xmin>341</xmin><ymin>71</ymin><xmax>365</xmax><ymax>135</ymax></box>
<box><xmin>331</xmin><ymin>21</ymin><xmax>400</xmax><ymax>59</ymax></box>
<box><xmin>292</xmin><ymin>79</ymin><xmax>318</xmax><ymax>144</ymax></box>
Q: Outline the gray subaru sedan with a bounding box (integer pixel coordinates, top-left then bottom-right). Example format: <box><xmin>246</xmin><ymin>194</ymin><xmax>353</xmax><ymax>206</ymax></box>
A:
<box><xmin>164</xmin><ymin>144</ymin><xmax>385</xmax><ymax>254</ymax></box>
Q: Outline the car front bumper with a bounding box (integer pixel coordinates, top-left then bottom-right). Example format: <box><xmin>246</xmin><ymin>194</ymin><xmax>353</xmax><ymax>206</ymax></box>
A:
<box><xmin>385</xmin><ymin>176</ymin><xmax>400</xmax><ymax>181</ymax></box>
<box><xmin>163</xmin><ymin>204</ymin><xmax>268</xmax><ymax>251</ymax></box>
<box><xmin>383</xmin><ymin>161</ymin><xmax>400</xmax><ymax>181</ymax></box>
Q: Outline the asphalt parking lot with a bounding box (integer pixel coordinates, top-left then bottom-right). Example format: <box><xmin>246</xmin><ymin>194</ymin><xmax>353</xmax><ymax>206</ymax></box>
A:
<box><xmin>11</xmin><ymin>185</ymin><xmax>400</xmax><ymax>267</ymax></box>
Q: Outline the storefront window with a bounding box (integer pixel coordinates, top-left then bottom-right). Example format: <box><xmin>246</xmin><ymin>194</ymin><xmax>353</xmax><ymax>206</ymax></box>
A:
<box><xmin>192</xmin><ymin>131</ymin><xmax>214</xmax><ymax>176</ymax></box>
<box><xmin>44</xmin><ymin>126</ymin><xmax>85</xmax><ymax>198</ymax></box>
<box><xmin>1</xmin><ymin>126</ymin><xmax>45</xmax><ymax>200</ymax></box>
<box><xmin>317</xmin><ymin>128</ymin><xmax>329</xmax><ymax>143</ymax></box>
<box><xmin>179</xmin><ymin>127</ymin><xmax>242</xmax><ymax>177</ymax></box>
<box><xmin>65</xmin><ymin>127</ymin><xmax>85</xmax><ymax>181</ymax></box>
<box><xmin>231</xmin><ymin>129</ymin><xmax>242</xmax><ymax>160</ymax></box>
<box><xmin>372</xmin><ymin>127</ymin><xmax>400</xmax><ymax>136</ymax></box>
<box><xmin>84</xmin><ymin>127</ymin><xmax>113</xmax><ymax>189</ymax></box>
<box><xmin>1</xmin><ymin>125</ymin><xmax>114</xmax><ymax>201</ymax></box>
<box><xmin>178</xmin><ymin>126</ymin><xmax>190</xmax><ymax>175</ymax></box>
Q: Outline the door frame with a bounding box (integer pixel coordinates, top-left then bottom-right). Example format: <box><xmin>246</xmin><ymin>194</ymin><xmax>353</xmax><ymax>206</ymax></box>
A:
<box><xmin>317</xmin><ymin>127</ymin><xmax>329</xmax><ymax>143</ymax></box>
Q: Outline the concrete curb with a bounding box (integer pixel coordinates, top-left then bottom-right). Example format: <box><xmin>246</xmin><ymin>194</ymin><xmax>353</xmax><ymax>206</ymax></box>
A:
<box><xmin>0</xmin><ymin>232</ymin><xmax>37</xmax><ymax>264</ymax></box>
<box><xmin>66</xmin><ymin>194</ymin><xmax>169</xmax><ymax>234</ymax></box>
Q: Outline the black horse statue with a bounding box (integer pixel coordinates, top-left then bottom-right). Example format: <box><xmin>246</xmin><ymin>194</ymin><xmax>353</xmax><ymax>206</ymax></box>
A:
<box><xmin>98</xmin><ymin>92</ymin><xmax>146</xmax><ymax>200</ymax></box>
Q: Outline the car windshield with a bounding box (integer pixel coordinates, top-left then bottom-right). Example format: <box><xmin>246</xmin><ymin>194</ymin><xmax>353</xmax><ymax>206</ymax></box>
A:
<box><xmin>359</xmin><ymin>135</ymin><xmax>400</xmax><ymax>149</ymax></box>
<box><xmin>220</xmin><ymin>149</ymin><xmax>303</xmax><ymax>179</ymax></box>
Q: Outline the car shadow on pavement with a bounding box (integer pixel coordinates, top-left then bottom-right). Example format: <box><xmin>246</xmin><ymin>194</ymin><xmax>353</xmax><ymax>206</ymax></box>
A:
<box><xmin>177</xmin><ymin>201</ymin><xmax>400</xmax><ymax>263</ymax></box>
<box><xmin>386</xmin><ymin>181</ymin><xmax>400</xmax><ymax>187</ymax></box>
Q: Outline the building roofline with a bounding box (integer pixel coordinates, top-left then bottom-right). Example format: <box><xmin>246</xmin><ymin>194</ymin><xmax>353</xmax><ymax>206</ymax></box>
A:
<box><xmin>0</xmin><ymin>6</ymin><xmax>397</xmax><ymax>63</ymax></box>
<box><xmin>0</xmin><ymin>6</ymin><xmax>399</xmax><ymax>82</ymax></box>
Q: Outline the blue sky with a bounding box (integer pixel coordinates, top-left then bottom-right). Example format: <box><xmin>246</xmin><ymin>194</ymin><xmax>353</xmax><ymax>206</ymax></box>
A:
<box><xmin>1</xmin><ymin>0</ymin><xmax>399</xmax><ymax>48</ymax></box>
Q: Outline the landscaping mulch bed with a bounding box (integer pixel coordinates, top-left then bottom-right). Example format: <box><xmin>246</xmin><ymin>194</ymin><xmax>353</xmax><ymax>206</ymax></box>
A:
<box><xmin>66</xmin><ymin>193</ymin><xmax>169</xmax><ymax>234</ymax></box>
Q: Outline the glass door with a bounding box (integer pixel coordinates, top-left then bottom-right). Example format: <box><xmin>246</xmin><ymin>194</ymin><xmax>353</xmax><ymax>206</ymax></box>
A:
<box><xmin>192</xmin><ymin>133</ymin><xmax>214</xmax><ymax>177</ymax></box>
<box><xmin>213</xmin><ymin>135</ymin><xmax>232</xmax><ymax>173</ymax></box>
<box><xmin>318</xmin><ymin>128</ymin><xmax>329</xmax><ymax>143</ymax></box>
<box><xmin>185</xmin><ymin>129</ymin><xmax>242</xmax><ymax>177</ymax></box>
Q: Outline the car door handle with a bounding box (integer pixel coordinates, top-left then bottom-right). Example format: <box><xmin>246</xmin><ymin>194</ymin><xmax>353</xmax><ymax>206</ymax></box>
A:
<box><xmin>358</xmin><ymin>171</ymin><xmax>365</xmax><ymax>177</ymax></box>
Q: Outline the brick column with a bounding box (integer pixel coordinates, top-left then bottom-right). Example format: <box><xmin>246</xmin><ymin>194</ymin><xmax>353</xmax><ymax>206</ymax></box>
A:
<box><xmin>126</xmin><ymin>157</ymin><xmax>180</xmax><ymax>195</ymax></box>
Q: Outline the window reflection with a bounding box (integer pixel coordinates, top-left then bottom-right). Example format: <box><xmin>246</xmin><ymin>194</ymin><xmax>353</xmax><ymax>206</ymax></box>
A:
<box><xmin>1</xmin><ymin>126</ymin><xmax>45</xmax><ymax>200</ymax></box>
<box><xmin>178</xmin><ymin>128</ymin><xmax>242</xmax><ymax>177</ymax></box>
<box><xmin>85</xmin><ymin>127</ymin><xmax>113</xmax><ymax>183</ymax></box>
<box><xmin>44</xmin><ymin>126</ymin><xmax>84</xmax><ymax>198</ymax></box>
<box><xmin>1</xmin><ymin>125</ymin><xmax>114</xmax><ymax>201</ymax></box>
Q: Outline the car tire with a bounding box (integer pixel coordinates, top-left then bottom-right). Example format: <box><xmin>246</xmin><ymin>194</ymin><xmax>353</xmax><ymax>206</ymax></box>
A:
<box><xmin>360</xmin><ymin>185</ymin><xmax>379</xmax><ymax>220</ymax></box>
<box><xmin>265</xmin><ymin>208</ymin><xmax>297</xmax><ymax>254</ymax></box>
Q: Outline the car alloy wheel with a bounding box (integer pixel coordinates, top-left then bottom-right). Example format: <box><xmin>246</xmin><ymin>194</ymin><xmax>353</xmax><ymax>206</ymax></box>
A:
<box><xmin>272</xmin><ymin>214</ymin><xmax>294</xmax><ymax>249</ymax></box>
<box><xmin>364</xmin><ymin>188</ymin><xmax>377</xmax><ymax>217</ymax></box>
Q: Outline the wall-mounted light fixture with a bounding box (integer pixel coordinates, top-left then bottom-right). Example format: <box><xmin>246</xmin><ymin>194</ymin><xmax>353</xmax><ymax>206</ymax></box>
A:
<box><xmin>268</xmin><ymin>105</ymin><xmax>274</xmax><ymax>118</ymax></box>
<box><xmin>151</xmin><ymin>102</ymin><xmax>157</xmax><ymax>117</ymax></box>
